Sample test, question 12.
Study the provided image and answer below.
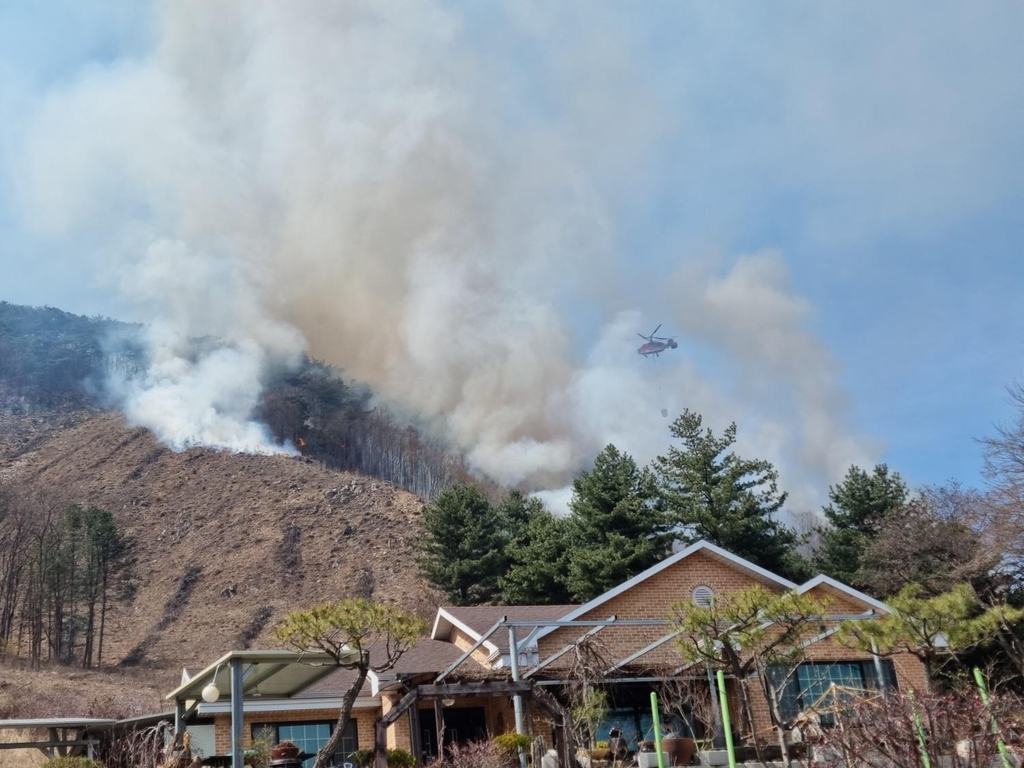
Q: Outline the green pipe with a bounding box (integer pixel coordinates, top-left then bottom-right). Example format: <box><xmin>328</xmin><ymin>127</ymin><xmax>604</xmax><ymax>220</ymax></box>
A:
<box><xmin>650</xmin><ymin>691</ymin><xmax>665</xmax><ymax>768</ymax></box>
<box><xmin>908</xmin><ymin>691</ymin><xmax>932</xmax><ymax>768</ymax></box>
<box><xmin>973</xmin><ymin>668</ymin><xmax>1012</xmax><ymax>768</ymax></box>
<box><xmin>715</xmin><ymin>670</ymin><xmax>737</xmax><ymax>768</ymax></box>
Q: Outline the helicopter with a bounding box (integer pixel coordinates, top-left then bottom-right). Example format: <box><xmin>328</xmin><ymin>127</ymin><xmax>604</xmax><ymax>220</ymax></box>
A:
<box><xmin>636</xmin><ymin>324</ymin><xmax>678</xmax><ymax>357</ymax></box>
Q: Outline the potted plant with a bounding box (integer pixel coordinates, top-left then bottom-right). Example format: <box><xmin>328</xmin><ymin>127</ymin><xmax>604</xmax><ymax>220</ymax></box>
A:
<box><xmin>589</xmin><ymin>740</ymin><xmax>611</xmax><ymax>761</ymax></box>
<box><xmin>270</xmin><ymin>740</ymin><xmax>301</xmax><ymax>761</ymax></box>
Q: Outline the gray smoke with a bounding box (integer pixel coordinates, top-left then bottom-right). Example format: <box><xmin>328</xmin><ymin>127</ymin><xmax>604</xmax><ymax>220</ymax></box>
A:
<box><xmin>11</xmin><ymin>1</ymin><xmax>878</xmax><ymax>506</ymax></box>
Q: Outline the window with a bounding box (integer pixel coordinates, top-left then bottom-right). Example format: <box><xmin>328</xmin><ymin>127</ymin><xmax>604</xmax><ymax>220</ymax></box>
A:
<box><xmin>766</xmin><ymin>660</ymin><xmax>898</xmax><ymax>724</ymax></box>
<box><xmin>252</xmin><ymin>720</ymin><xmax>358</xmax><ymax>768</ymax></box>
<box><xmin>692</xmin><ymin>586</ymin><xmax>715</xmax><ymax>608</ymax></box>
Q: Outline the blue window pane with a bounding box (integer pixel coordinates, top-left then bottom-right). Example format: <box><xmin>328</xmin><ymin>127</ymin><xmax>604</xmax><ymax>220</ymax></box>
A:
<box><xmin>279</xmin><ymin>724</ymin><xmax>331</xmax><ymax>768</ymax></box>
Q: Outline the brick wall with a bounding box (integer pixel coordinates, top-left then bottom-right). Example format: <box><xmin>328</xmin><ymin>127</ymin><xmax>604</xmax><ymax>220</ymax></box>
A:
<box><xmin>449</xmin><ymin>626</ymin><xmax>496</xmax><ymax>665</ymax></box>
<box><xmin>539</xmin><ymin>551</ymin><xmax>773</xmax><ymax>671</ymax></box>
<box><xmin>530</xmin><ymin>550</ymin><xmax>928</xmax><ymax>747</ymax></box>
<box><xmin>212</xmin><ymin>706</ymin><xmax>377</xmax><ymax>756</ymax></box>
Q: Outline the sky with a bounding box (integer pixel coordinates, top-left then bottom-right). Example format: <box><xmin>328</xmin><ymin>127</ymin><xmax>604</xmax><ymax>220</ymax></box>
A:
<box><xmin>1</xmin><ymin>1</ymin><xmax>1023</xmax><ymax>511</ymax></box>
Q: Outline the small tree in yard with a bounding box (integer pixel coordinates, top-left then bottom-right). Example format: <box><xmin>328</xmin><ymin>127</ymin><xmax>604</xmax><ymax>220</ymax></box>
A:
<box><xmin>275</xmin><ymin>599</ymin><xmax>426</xmax><ymax>768</ymax></box>
<box><xmin>670</xmin><ymin>585</ymin><xmax>829</xmax><ymax>765</ymax></box>
<box><xmin>843</xmin><ymin>582</ymin><xmax>1024</xmax><ymax>691</ymax></box>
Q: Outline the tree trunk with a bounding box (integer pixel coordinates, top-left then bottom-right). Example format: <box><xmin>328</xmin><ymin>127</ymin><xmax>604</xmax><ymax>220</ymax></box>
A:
<box><xmin>97</xmin><ymin>573</ymin><xmax>108</xmax><ymax>668</ymax></box>
<box><xmin>764</xmin><ymin>677</ymin><xmax>790</xmax><ymax>767</ymax></box>
<box><xmin>735</xmin><ymin>674</ymin><xmax>764</xmax><ymax>765</ymax></box>
<box><xmin>312</xmin><ymin>664</ymin><xmax>368</xmax><ymax>768</ymax></box>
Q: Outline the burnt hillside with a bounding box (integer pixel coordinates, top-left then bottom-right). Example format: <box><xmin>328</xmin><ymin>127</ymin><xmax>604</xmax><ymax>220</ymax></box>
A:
<box><xmin>0</xmin><ymin>410</ymin><xmax>440</xmax><ymax>669</ymax></box>
<box><xmin>0</xmin><ymin>301</ymin><xmax>487</xmax><ymax>499</ymax></box>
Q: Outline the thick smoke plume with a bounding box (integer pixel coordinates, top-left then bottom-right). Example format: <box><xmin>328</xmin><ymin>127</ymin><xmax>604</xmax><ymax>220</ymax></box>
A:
<box><xmin>12</xmin><ymin>1</ymin><xmax>877</xmax><ymax>507</ymax></box>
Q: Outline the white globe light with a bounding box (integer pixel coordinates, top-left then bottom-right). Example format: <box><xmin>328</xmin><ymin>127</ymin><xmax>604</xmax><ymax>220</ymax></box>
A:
<box><xmin>201</xmin><ymin>683</ymin><xmax>220</xmax><ymax>703</ymax></box>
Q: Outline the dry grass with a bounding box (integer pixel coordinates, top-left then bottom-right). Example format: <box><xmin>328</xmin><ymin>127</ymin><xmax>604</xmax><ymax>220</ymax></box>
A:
<box><xmin>0</xmin><ymin>659</ymin><xmax>169</xmax><ymax>720</ymax></box>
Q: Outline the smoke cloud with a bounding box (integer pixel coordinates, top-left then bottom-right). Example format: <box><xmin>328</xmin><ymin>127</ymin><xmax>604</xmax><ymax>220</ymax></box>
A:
<box><xmin>11</xmin><ymin>1</ymin><xmax>878</xmax><ymax>507</ymax></box>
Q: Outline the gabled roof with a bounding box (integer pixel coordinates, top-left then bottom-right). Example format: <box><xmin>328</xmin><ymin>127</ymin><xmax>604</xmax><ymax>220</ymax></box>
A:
<box><xmin>796</xmin><ymin>574</ymin><xmax>892</xmax><ymax>615</ymax></box>
<box><xmin>301</xmin><ymin>639</ymin><xmax>470</xmax><ymax>697</ymax></box>
<box><xmin>432</xmin><ymin>605</ymin><xmax>576</xmax><ymax>654</ymax></box>
<box><xmin>531</xmin><ymin>539</ymin><xmax>798</xmax><ymax>644</ymax></box>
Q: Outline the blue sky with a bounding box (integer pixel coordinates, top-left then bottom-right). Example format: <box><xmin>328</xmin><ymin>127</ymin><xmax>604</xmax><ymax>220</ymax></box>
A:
<box><xmin>2</xmin><ymin>2</ymin><xmax>1023</xmax><ymax>503</ymax></box>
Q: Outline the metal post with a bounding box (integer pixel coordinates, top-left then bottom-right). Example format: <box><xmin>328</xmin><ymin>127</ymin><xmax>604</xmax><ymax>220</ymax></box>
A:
<box><xmin>230</xmin><ymin>658</ymin><xmax>245</xmax><ymax>768</ymax></box>
<box><xmin>715</xmin><ymin>670</ymin><xmax>736</xmax><ymax>768</ymax></box>
<box><xmin>974</xmin><ymin>667</ymin><xmax>1012</xmax><ymax>768</ymax></box>
<box><xmin>908</xmin><ymin>691</ymin><xmax>932</xmax><ymax>768</ymax></box>
<box><xmin>650</xmin><ymin>691</ymin><xmax>665</xmax><ymax>768</ymax></box>
<box><xmin>508</xmin><ymin>627</ymin><xmax>528</xmax><ymax>768</ymax></box>
<box><xmin>706</xmin><ymin>663</ymin><xmax>725</xmax><ymax>747</ymax></box>
<box><xmin>175</xmin><ymin>699</ymin><xmax>186</xmax><ymax>739</ymax></box>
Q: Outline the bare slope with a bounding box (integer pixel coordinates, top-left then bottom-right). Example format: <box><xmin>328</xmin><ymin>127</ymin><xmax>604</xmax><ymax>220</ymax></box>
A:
<box><xmin>1</xmin><ymin>411</ymin><xmax>437</xmax><ymax>669</ymax></box>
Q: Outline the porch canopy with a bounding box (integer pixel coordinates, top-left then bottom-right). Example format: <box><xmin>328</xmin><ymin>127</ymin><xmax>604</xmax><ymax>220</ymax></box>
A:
<box><xmin>167</xmin><ymin>649</ymin><xmax>358</xmax><ymax>768</ymax></box>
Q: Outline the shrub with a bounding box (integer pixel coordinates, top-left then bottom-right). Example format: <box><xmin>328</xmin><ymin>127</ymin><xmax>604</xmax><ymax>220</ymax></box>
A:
<box><xmin>431</xmin><ymin>740</ymin><xmax>516</xmax><ymax>768</ymax></box>
<box><xmin>493</xmin><ymin>732</ymin><xmax>533</xmax><ymax>754</ymax></box>
<box><xmin>348</xmin><ymin>748</ymin><xmax>373</xmax><ymax>767</ymax></box>
<box><xmin>812</xmin><ymin>688</ymin><xmax>1024</xmax><ymax>768</ymax></box>
<box><xmin>44</xmin><ymin>759</ymin><xmax>104</xmax><ymax>768</ymax></box>
<box><xmin>386</xmin><ymin>748</ymin><xmax>417</xmax><ymax>768</ymax></box>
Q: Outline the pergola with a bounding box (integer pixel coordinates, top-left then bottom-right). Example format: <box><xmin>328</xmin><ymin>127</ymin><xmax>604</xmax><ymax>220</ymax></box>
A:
<box><xmin>0</xmin><ymin>717</ymin><xmax>116</xmax><ymax>759</ymax></box>
<box><xmin>402</xmin><ymin>616</ymin><xmax>684</xmax><ymax>768</ymax></box>
<box><xmin>166</xmin><ymin>649</ymin><xmax>356</xmax><ymax>768</ymax></box>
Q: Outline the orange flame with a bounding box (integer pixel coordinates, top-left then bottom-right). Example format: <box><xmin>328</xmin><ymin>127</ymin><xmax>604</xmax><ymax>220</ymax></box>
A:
<box><xmin>297</xmin><ymin>437</ymin><xmax>307</xmax><ymax>447</ymax></box>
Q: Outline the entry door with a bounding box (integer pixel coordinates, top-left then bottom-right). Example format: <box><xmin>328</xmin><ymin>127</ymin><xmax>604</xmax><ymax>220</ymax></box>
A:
<box><xmin>419</xmin><ymin>707</ymin><xmax>488</xmax><ymax>760</ymax></box>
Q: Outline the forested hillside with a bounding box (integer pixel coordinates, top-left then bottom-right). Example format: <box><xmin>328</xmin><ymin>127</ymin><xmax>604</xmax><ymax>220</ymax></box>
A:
<box><xmin>0</xmin><ymin>301</ymin><xmax>481</xmax><ymax>499</ymax></box>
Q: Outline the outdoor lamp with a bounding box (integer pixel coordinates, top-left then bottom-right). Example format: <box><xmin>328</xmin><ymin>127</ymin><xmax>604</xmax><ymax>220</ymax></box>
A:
<box><xmin>202</xmin><ymin>682</ymin><xmax>221</xmax><ymax>703</ymax></box>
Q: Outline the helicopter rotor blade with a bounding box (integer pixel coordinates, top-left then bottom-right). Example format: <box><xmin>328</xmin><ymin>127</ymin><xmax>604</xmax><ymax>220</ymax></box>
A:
<box><xmin>650</xmin><ymin>324</ymin><xmax>662</xmax><ymax>337</ymax></box>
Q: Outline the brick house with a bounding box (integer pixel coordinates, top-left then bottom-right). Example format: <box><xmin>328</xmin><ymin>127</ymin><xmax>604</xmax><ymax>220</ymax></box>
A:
<box><xmin>175</xmin><ymin>540</ymin><xmax>926</xmax><ymax>765</ymax></box>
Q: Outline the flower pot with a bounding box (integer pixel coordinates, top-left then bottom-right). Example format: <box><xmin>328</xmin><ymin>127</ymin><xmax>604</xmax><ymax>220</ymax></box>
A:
<box><xmin>271</xmin><ymin>743</ymin><xmax>301</xmax><ymax>761</ymax></box>
<box><xmin>637</xmin><ymin>753</ymin><xmax>669</xmax><ymax>768</ymax></box>
<box><xmin>662</xmin><ymin>736</ymin><xmax>694</xmax><ymax>766</ymax></box>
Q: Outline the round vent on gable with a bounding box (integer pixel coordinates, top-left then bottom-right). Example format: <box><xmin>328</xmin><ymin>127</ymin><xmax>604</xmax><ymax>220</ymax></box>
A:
<box><xmin>692</xmin><ymin>585</ymin><xmax>715</xmax><ymax>608</ymax></box>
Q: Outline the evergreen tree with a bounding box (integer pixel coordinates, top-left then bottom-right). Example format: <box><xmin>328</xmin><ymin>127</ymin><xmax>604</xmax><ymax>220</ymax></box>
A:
<box><xmin>418</xmin><ymin>484</ymin><xmax>506</xmax><ymax>605</ymax></box>
<box><xmin>500</xmin><ymin>507</ymin><xmax>572</xmax><ymax>605</ymax></box>
<box><xmin>813</xmin><ymin>464</ymin><xmax>908</xmax><ymax>588</ymax></box>
<box><xmin>566</xmin><ymin>445</ymin><xmax>672</xmax><ymax>601</ymax></box>
<box><xmin>654</xmin><ymin>411</ymin><xmax>807</xmax><ymax>581</ymax></box>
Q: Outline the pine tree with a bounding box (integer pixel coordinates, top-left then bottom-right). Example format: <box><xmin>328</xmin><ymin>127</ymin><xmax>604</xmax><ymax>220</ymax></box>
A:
<box><xmin>417</xmin><ymin>484</ymin><xmax>506</xmax><ymax>605</ymax></box>
<box><xmin>500</xmin><ymin>506</ymin><xmax>572</xmax><ymax>605</ymax></box>
<box><xmin>813</xmin><ymin>464</ymin><xmax>908</xmax><ymax>588</ymax></box>
<box><xmin>566</xmin><ymin>444</ymin><xmax>672</xmax><ymax>601</ymax></box>
<box><xmin>654</xmin><ymin>410</ymin><xmax>807</xmax><ymax>581</ymax></box>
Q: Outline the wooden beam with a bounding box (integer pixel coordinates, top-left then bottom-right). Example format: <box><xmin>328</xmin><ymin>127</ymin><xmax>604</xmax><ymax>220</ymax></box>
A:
<box><xmin>379</xmin><ymin>688</ymin><xmax>421</xmax><ymax>727</ymax></box>
<box><xmin>525</xmin><ymin>617</ymin><xmax>613</xmax><ymax>679</ymax></box>
<box><xmin>0</xmin><ymin>741</ymin><xmax>99</xmax><ymax>751</ymax></box>
<box><xmin>434</xmin><ymin>617</ymin><xmax>506</xmax><ymax>683</ymax></box>
<box><xmin>434</xmin><ymin>700</ymin><xmax>444</xmax><ymax>761</ymax></box>
<box><xmin>408</xmin><ymin>701</ymin><xmax>421</xmax><ymax>764</ymax></box>
<box><xmin>416</xmin><ymin>682</ymin><xmax>531</xmax><ymax>698</ymax></box>
<box><xmin>374</xmin><ymin>721</ymin><xmax>387</xmax><ymax>768</ymax></box>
